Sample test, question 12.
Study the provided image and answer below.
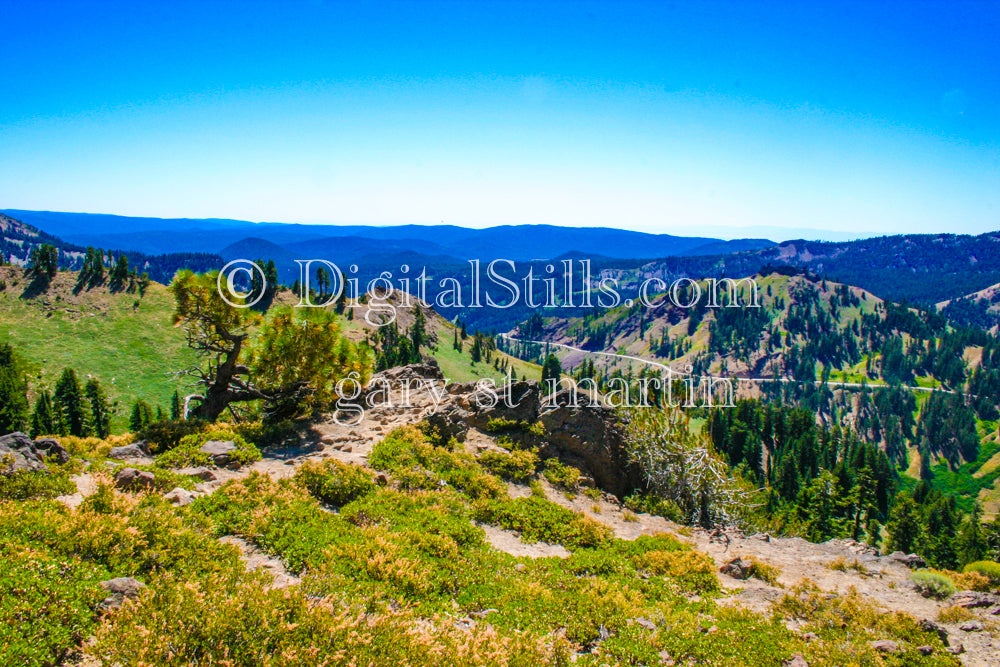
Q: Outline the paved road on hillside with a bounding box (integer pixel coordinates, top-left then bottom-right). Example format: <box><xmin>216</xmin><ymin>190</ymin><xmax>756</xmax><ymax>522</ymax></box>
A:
<box><xmin>500</xmin><ymin>334</ymin><xmax>962</xmax><ymax>396</ymax></box>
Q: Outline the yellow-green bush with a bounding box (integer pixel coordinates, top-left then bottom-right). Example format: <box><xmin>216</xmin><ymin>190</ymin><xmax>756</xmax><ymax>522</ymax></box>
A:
<box><xmin>479</xmin><ymin>448</ymin><xmax>539</xmax><ymax>481</ymax></box>
<box><xmin>294</xmin><ymin>458</ymin><xmax>375</xmax><ymax>506</ymax></box>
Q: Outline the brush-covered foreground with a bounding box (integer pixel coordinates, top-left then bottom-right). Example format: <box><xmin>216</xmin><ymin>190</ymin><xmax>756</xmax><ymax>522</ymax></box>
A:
<box><xmin>2</xmin><ymin>425</ymin><xmax>960</xmax><ymax>666</ymax></box>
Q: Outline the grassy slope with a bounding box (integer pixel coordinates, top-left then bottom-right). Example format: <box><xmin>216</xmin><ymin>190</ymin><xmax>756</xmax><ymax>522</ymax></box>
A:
<box><xmin>0</xmin><ymin>267</ymin><xmax>197</xmax><ymax>430</ymax></box>
<box><xmin>0</xmin><ymin>268</ymin><xmax>540</xmax><ymax>431</ymax></box>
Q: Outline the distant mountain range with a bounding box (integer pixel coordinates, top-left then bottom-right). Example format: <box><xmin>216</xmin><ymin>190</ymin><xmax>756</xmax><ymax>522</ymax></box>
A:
<box><xmin>5</xmin><ymin>208</ymin><xmax>1000</xmax><ymax>327</ymax></box>
<box><xmin>1</xmin><ymin>210</ymin><xmax>775</xmax><ymax>262</ymax></box>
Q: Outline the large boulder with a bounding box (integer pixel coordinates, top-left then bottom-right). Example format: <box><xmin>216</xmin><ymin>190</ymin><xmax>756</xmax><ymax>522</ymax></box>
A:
<box><xmin>199</xmin><ymin>440</ymin><xmax>237</xmax><ymax>466</ymax></box>
<box><xmin>114</xmin><ymin>467</ymin><xmax>156</xmax><ymax>491</ymax></box>
<box><xmin>0</xmin><ymin>432</ymin><xmax>49</xmax><ymax>475</ymax></box>
<box><xmin>108</xmin><ymin>441</ymin><xmax>151</xmax><ymax>460</ymax></box>
<box><xmin>32</xmin><ymin>437</ymin><xmax>70</xmax><ymax>464</ymax></box>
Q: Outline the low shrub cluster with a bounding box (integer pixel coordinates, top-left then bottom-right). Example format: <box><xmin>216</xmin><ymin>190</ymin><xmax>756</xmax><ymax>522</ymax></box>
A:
<box><xmin>294</xmin><ymin>458</ymin><xmax>376</xmax><ymax>506</ymax></box>
<box><xmin>479</xmin><ymin>448</ymin><xmax>539</xmax><ymax>481</ymax></box>
<box><xmin>542</xmin><ymin>457</ymin><xmax>582</xmax><ymax>489</ymax></box>
<box><xmin>911</xmin><ymin>570</ymin><xmax>958</xmax><ymax>599</ymax></box>
<box><xmin>964</xmin><ymin>560</ymin><xmax>1000</xmax><ymax>587</ymax></box>
<box><xmin>155</xmin><ymin>428</ymin><xmax>261</xmax><ymax>468</ymax></box>
<box><xmin>473</xmin><ymin>496</ymin><xmax>613</xmax><ymax>549</ymax></box>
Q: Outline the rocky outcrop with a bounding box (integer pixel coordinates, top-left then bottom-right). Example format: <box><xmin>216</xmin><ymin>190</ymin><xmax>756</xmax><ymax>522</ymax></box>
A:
<box><xmin>1</xmin><ymin>432</ymin><xmax>51</xmax><ymax>474</ymax></box>
<box><xmin>32</xmin><ymin>437</ymin><xmax>70</xmax><ymax>464</ymax></box>
<box><xmin>536</xmin><ymin>389</ymin><xmax>643</xmax><ymax>498</ymax></box>
<box><xmin>361</xmin><ymin>363</ymin><xmax>644</xmax><ymax>498</ymax></box>
<box><xmin>109</xmin><ymin>441</ymin><xmax>151</xmax><ymax>460</ymax></box>
<box><xmin>720</xmin><ymin>557</ymin><xmax>752</xmax><ymax>580</ymax></box>
<box><xmin>200</xmin><ymin>440</ymin><xmax>237</xmax><ymax>466</ymax></box>
<box><xmin>164</xmin><ymin>487</ymin><xmax>196</xmax><ymax>506</ymax></box>
<box><xmin>883</xmin><ymin>551</ymin><xmax>927</xmax><ymax>569</ymax></box>
<box><xmin>114</xmin><ymin>467</ymin><xmax>156</xmax><ymax>491</ymax></box>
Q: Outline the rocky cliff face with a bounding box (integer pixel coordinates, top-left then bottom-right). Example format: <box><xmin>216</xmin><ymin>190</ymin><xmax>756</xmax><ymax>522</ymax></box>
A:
<box><xmin>367</xmin><ymin>362</ymin><xmax>643</xmax><ymax>498</ymax></box>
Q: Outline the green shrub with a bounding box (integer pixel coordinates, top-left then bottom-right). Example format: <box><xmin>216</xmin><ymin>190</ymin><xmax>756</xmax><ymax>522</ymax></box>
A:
<box><xmin>623</xmin><ymin>493</ymin><xmax>685</xmax><ymax>522</ymax></box>
<box><xmin>138</xmin><ymin>419</ymin><xmax>209</xmax><ymax>452</ymax></box>
<box><xmin>0</xmin><ymin>541</ymin><xmax>110</xmax><ymax>667</ymax></box>
<box><xmin>542</xmin><ymin>458</ymin><xmax>581</xmax><ymax>489</ymax></box>
<box><xmin>748</xmin><ymin>560</ymin><xmax>781</xmax><ymax>586</ymax></box>
<box><xmin>156</xmin><ymin>429</ymin><xmax>261</xmax><ymax>468</ymax></box>
<box><xmin>963</xmin><ymin>560</ymin><xmax>1000</xmax><ymax>585</ymax></box>
<box><xmin>479</xmin><ymin>449</ymin><xmax>539</xmax><ymax>482</ymax></box>
<box><xmin>0</xmin><ymin>471</ymin><xmax>75</xmax><ymax>500</ymax></box>
<box><xmin>295</xmin><ymin>459</ymin><xmax>376</xmax><ymax>506</ymax></box>
<box><xmin>234</xmin><ymin>419</ymin><xmax>297</xmax><ymax>448</ymax></box>
<box><xmin>911</xmin><ymin>570</ymin><xmax>957</xmax><ymax>599</ymax></box>
<box><xmin>473</xmin><ymin>496</ymin><xmax>612</xmax><ymax>549</ymax></box>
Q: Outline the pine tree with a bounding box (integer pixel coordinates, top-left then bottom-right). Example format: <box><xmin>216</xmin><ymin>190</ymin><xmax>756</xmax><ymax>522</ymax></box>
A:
<box><xmin>30</xmin><ymin>390</ymin><xmax>59</xmax><ymax>437</ymax></box>
<box><xmin>85</xmin><ymin>379</ymin><xmax>112</xmax><ymax>438</ymax></box>
<box><xmin>887</xmin><ymin>494</ymin><xmax>924</xmax><ymax>554</ymax></box>
<box><xmin>409</xmin><ymin>307</ymin><xmax>426</xmax><ymax>363</ymax></box>
<box><xmin>0</xmin><ymin>343</ymin><xmax>29</xmax><ymax>433</ymax></box>
<box><xmin>130</xmin><ymin>399</ymin><xmax>154</xmax><ymax>432</ymax></box>
<box><xmin>170</xmin><ymin>390</ymin><xmax>182</xmax><ymax>420</ymax></box>
<box><xmin>54</xmin><ymin>368</ymin><xmax>88</xmax><ymax>436</ymax></box>
<box><xmin>541</xmin><ymin>354</ymin><xmax>561</xmax><ymax>387</ymax></box>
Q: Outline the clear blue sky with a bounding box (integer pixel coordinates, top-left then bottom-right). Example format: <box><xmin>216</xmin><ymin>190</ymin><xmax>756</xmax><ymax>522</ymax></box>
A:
<box><xmin>1</xmin><ymin>0</ymin><xmax>998</xmax><ymax>238</ymax></box>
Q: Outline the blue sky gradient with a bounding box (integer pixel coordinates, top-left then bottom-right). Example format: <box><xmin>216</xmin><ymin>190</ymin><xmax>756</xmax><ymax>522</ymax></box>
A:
<box><xmin>1</xmin><ymin>1</ymin><xmax>998</xmax><ymax>238</ymax></box>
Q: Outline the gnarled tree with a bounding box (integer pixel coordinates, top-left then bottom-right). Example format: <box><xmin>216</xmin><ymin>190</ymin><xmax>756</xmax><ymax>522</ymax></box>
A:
<box><xmin>171</xmin><ymin>270</ymin><xmax>370</xmax><ymax>423</ymax></box>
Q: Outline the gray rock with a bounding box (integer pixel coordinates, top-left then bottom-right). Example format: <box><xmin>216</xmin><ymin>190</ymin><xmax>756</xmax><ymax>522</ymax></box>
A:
<box><xmin>916</xmin><ymin>646</ymin><xmax>934</xmax><ymax>656</ymax></box>
<box><xmin>782</xmin><ymin>655</ymin><xmax>809</xmax><ymax>667</ymax></box>
<box><xmin>108</xmin><ymin>442</ymin><xmax>151</xmax><ymax>460</ymax></box>
<box><xmin>868</xmin><ymin>640</ymin><xmax>900</xmax><ymax>654</ymax></box>
<box><xmin>0</xmin><ymin>432</ymin><xmax>49</xmax><ymax>475</ymax></box>
<box><xmin>959</xmin><ymin>620</ymin><xmax>983</xmax><ymax>632</ymax></box>
<box><xmin>32</xmin><ymin>437</ymin><xmax>70</xmax><ymax>464</ymax></box>
<box><xmin>919</xmin><ymin>619</ymin><xmax>949</xmax><ymax>645</ymax></box>
<box><xmin>98</xmin><ymin>577</ymin><xmax>145</xmax><ymax>610</ymax></box>
<box><xmin>163</xmin><ymin>487</ymin><xmax>195</xmax><ymax>506</ymax></box>
<box><xmin>114</xmin><ymin>467</ymin><xmax>156</xmax><ymax>491</ymax></box>
<box><xmin>199</xmin><ymin>440</ymin><xmax>237</xmax><ymax>466</ymax></box>
<box><xmin>950</xmin><ymin>591</ymin><xmax>999</xmax><ymax>608</ymax></box>
<box><xmin>181</xmin><ymin>466</ymin><xmax>217</xmax><ymax>481</ymax></box>
<box><xmin>947</xmin><ymin>643</ymin><xmax>965</xmax><ymax>655</ymax></box>
<box><xmin>633</xmin><ymin>617</ymin><xmax>657</xmax><ymax>631</ymax></box>
<box><xmin>720</xmin><ymin>558</ymin><xmax>752</xmax><ymax>580</ymax></box>
<box><xmin>883</xmin><ymin>551</ymin><xmax>927</xmax><ymax>569</ymax></box>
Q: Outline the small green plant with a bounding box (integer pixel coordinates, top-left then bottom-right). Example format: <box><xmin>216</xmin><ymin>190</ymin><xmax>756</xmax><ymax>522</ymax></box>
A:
<box><xmin>938</xmin><ymin>604</ymin><xmax>977</xmax><ymax>624</ymax></box>
<box><xmin>748</xmin><ymin>559</ymin><xmax>781</xmax><ymax>586</ymax></box>
<box><xmin>911</xmin><ymin>570</ymin><xmax>957</xmax><ymax>600</ymax></box>
<box><xmin>473</xmin><ymin>496</ymin><xmax>612</xmax><ymax>549</ymax></box>
<box><xmin>479</xmin><ymin>449</ymin><xmax>539</xmax><ymax>482</ymax></box>
<box><xmin>827</xmin><ymin>557</ymin><xmax>867</xmax><ymax>574</ymax></box>
<box><xmin>583</xmin><ymin>487</ymin><xmax>601</xmax><ymax>500</ymax></box>
<box><xmin>295</xmin><ymin>459</ymin><xmax>376</xmax><ymax>506</ymax></box>
<box><xmin>542</xmin><ymin>458</ymin><xmax>581</xmax><ymax>489</ymax></box>
<box><xmin>529</xmin><ymin>479</ymin><xmax>546</xmax><ymax>497</ymax></box>
<box><xmin>623</xmin><ymin>493</ymin><xmax>684</xmax><ymax>523</ymax></box>
<box><xmin>138</xmin><ymin>419</ymin><xmax>208</xmax><ymax>452</ymax></box>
